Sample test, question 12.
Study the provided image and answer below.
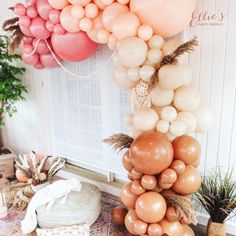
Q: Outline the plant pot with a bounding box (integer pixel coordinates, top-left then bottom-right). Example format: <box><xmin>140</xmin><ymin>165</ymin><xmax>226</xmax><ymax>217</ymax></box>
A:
<box><xmin>31</xmin><ymin>182</ymin><xmax>49</xmax><ymax>193</ymax></box>
<box><xmin>207</xmin><ymin>220</ymin><xmax>226</xmax><ymax>236</ymax></box>
<box><xmin>0</xmin><ymin>147</ymin><xmax>16</xmax><ymax>179</ymax></box>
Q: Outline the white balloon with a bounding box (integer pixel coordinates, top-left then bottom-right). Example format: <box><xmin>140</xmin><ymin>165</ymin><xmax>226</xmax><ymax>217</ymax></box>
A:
<box><xmin>148</xmin><ymin>35</ymin><xmax>164</xmax><ymax>49</ymax></box>
<box><xmin>139</xmin><ymin>65</ymin><xmax>155</xmax><ymax>81</ymax></box>
<box><xmin>170</xmin><ymin>120</ymin><xmax>186</xmax><ymax>137</ymax></box>
<box><xmin>128</xmin><ymin>126</ymin><xmax>142</xmax><ymax>139</ymax></box>
<box><xmin>151</xmin><ymin>85</ymin><xmax>174</xmax><ymax>107</ymax></box>
<box><xmin>174</xmin><ymin>86</ymin><xmax>201</xmax><ymax>111</ymax></box>
<box><xmin>193</xmin><ymin>104</ymin><xmax>214</xmax><ymax>133</ymax></box>
<box><xmin>176</xmin><ymin>111</ymin><xmax>197</xmax><ymax>134</ymax></box>
<box><xmin>166</xmin><ymin>132</ymin><xmax>176</xmax><ymax>142</ymax></box>
<box><xmin>161</xmin><ymin>106</ymin><xmax>177</xmax><ymax>123</ymax></box>
<box><xmin>133</xmin><ymin>108</ymin><xmax>159</xmax><ymax>131</ymax></box>
<box><xmin>147</xmin><ymin>48</ymin><xmax>162</xmax><ymax>64</ymax></box>
<box><xmin>117</xmin><ymin>37</ymin><xmax>148</xmax><ymax>68</ymax></box>
<box><xmin>113</xmin><ymin>66</ymin><xmax>136</xmax><ymax>89</ymax></box>
<box><xmin>158</xmin><ymin>64</ymin><xmax>192</xmax><ymax>90</ymax></box>
<box><xmin>127</xmin><ymin>67</ymin><xmax>140</xmax><ymax>82</ymax></box>
<box><xmin>156</xmin><ymin>120</ymin><xmax>169</xmax><ymax>133</ymax></box>
<box><xmin>124</xmin><ymin>113</ymin><xmax>134</xmax><ymax>126</ymax></box>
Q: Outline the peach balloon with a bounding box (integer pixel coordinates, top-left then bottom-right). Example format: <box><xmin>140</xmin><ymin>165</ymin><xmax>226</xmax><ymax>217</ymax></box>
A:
<box><xmin>60</xmin><ymin>5</ymin><xmax>80</xmax><ymax>33</ymax></box>
<box><xmin>141</xmin><ymin>175</ymin><xmax>157</xmax><ymax>190</ymax></box>
<box><xmin>79</xmin><ymin>17</ymin><xmax>93</xmax><ymax>31</ymax></box>
<box><xmin>173</xmin><ymin>135</ymin><xmax>201</xmax><ymax>165</ymax></box>
<box><xmin>122</xmin><ymin>150</ymin><xmax>133</xmax><ymax>172</ymax></box>
<box><xmin>152</xmin><ymin>184</ymin><xmax>163</xmax><ymax>193</ymax></box>
<box><xmin>125</xmin><ymin>209</ymin><xmax>139</xmax><ymax>235</ymax></box>
<box><xmin>85</xmin><ymin>3</ymin><xmax>98</xmax><ymax>19</ymax></box>
<box><xmin>160</xmin><ymin>168</ymin><xmax>177</xmax><ymax>184</ymax></box>
<box><xmin>108</xmin><ymin>34</ymin><xmax>117</xmax><ymax>50</ymax></box>
<box><xmin>135</xmin><ymin>192</ymin><xmax>167</xmax><ymax>223</ymax></box>
<box><xmin>138</xmin><ymin>24</ymin><xmax>153</xmax><ymax>41</ymax></box>
<box><xmin>130</xmin><ymin>0</ymin><xmax>196</xmax><ymax>38</ymax></box>
<box><xmin>130</xmin><ymin>131</ymin><xmax>174</xmax><ymax>175</ymax></box>
<box><xmin>148</xmin><ymin>35</ymin><xmax>164</xmax><ymax>49</ymax></box>
<box><xmin>71</xmin><ymin>5</ymin><xmax>85</xmax><ymax>19</ymax></box>
<box><xmin>102</xmin><ymin>0</ymin><xmax>114</xmax><ymax>5</ymax></box>
<box><xmin>131</xmin><ymin>180</ymin><xmax>146</xmax><ymax>195</ymax></box>
<box><xmin>132</xmin><ymin>220</ymin><xmax>148</xmax><ymax>235</ymax></box>
<box><xmin>130</xmin><ymin>168</ymin><xmax>143</xmax><ymax>180</ymax></box>
<box><xmin>111</xmin><ymin>206</ymin><xmax>128</xmax><ymax>225</ymax></box>
<box><xmin>112</xmin><ymin>12</ymin><xmax>140</xmax><ymax>40</ymax></box>
<box><xmin>166</xmin><ymin>207</ymin><xmax>179</xmax><ymax>222</ymax></box>
<box><xmin>158</xmin><ymin>180</ymin><xmax>173</xmax><ymax>190</ymax></box>
<box><xmin>182</xmin><ymin>225</ymin><xmax>195</xmax><ymax>236</ymax></box>
<box><xmin>162</xmin><ymin>189</ymin><xmax>177</xmax><ymax>197</ymax></box>
<box><xmin>148</xmin><ymin>223</ymin><xmax>163</xmax><ymax>236</ymax></box>
<box><xmin>94</xmin><ymin>0</ymin><xmax>106</xmax><ymax>9</ymax></box>
<box><xmin>102</xmin><ymin>3</ymin><xmax>129</xmax><ymax>31</ymax></box>
<box><xmin>127</xmin><ymin>172</ymin><xmax>134</xmax><ymax>181</ymax></box>
<box><xmin>118</xmin><ymin>0</ymin><xmax>130</xmax><ymax>4</ymax></box>
<box><xmin>172</xmin><ymin>165</ymin><xmax>201</xmax><ymax>195</ymax></box>
<box><xmin>170</xmin><ymin>160</ymin><xmax>186</xmax><ymax>175</ymax></box>
<box><xmin>120</xmin><ymin>182</ymin><xmax>139</xmax><ymax>209</ymax></box>
<box><xmin>159</xmin><ymin>219</ymin><xmax>183</xmax><ymax>236</ymax></box>
<box><xmin>68</xmin><ymin>0</ymin><xmax>91</xmax><ymax>6</ymax></box>
<box><xmin>48</xmin><ymin>0</ymin><xmax>69</xmax><ymax>10</ymax></box>
<box><xmin>97</xmin><ymin>29</ymin><xmax>110</xmax><ymax>43</ymax></box>
<box><xmin>117</xmin><ymin>37</ymin><xmax>148</xmax><ymax>68</ymax></box>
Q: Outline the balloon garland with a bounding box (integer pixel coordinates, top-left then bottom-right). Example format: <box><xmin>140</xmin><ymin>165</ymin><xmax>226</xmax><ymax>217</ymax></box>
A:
<box><xmin>3</xmin><ymin>0</ymin><xmax>215</xmax><ymax>235</ymax></box>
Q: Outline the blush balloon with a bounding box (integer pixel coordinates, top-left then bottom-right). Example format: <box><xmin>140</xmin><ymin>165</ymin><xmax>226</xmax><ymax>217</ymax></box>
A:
<box><xmin>49</xmin><ymin>9</ymin><xmax>60</xmax><ymax>24</ymax></box>
<box><xmin>40</xmin><ymin>53</ymin><xmax>59</xmax><ymax>68</ymax></box>
<box><xmin>120</xmin><ymin>182</ymin><xmax>139</xmax><ymax>209</ymax></box>
<box><xmin>141</xmin><ymin>175</ymin><xmax>157</xmax><ymax>190</ymax></box>
<box><xmin>23</xmin><ymin>36</ymin><xmax>33</xmax><ymax>44</ymax></box>
<box><xmin>131</xmin><ymin>180</ymin><xmax>146</xmax><ymax>195</ymax></box>
<box><xmin>135</xmin><ymin>192</ymin><xmax>167</xmax><ymax>223</ymax></box>
<box><xmin>32</xmin><ymin>39</ymin><xmax>50</xmax><ymax>54</ymax></box>
<box><xmin>46</xmin><ymin>20</ymin><xmax>54</xmax><ymax>32</ymax></box>
<box><xmin>19</xmin><ymin>16</ymin><xmax>31</xmax><ymax>28</ymax></box>
<box><xmin>166</xmin><ymin>207</ymin><xmax>179</xmax><ymax>222</ymax></box>
<box><xmin>30</xmin><ymin>17</ymin><xmax>51</xmax><ymax>39</ymax></box>
<box><xmin>34</xmin><ymin>61</ymin><xmax>45</xmax><ymax>69</ymax></box>
<box><xmin>125</xmin><ymin>209</ymin><xmax>139</xmax><ymax>235</ymax></box>
<box><xmin>129</xmin><ymin>131</ymin><xmax>174</xmax><ymax>175</ymax></box>
<box><xmin>36</xmin><ymin>0</ymin><xmax>53</xmax><ymax>20</ymax></box>
<box><xmin>159</xmin><ymin>218</ymin><xmax>183</xmax><ymax>236</ymax></box>
<box><xmin>122</xmin><ymin>150</ymin><xmax>133</xmax><ymax>172</ymax></box>
<box><xmin>14</xmin><ymin>3</ymin><xmax>26</xmax><ymax>16</ymax></box>
<box><xmin>172</xmin><ymin>165</ymin><xmax>201</xmax><ymax>195</ymax></box>
<box><xmin>111</xmin><ymin>206</ymin><xmax>128</xmax><ymax>225</ymax></box>
<box><xmin>173</xmin><ymin>135</ymin><xmax>201</xmax><ymax>165</ymax></box>
<box><xmin>26</xmin><ymin>0</ymin><xmax>37</xmax><ymax>6</ymax></box>
<box><xmin>53</xmin><ymin>24</ymin><xmax>66</xmax><ymax>35</ymax></box>
<box><xmin>148</xmin><ymin>224</ymin><xmax>163</xmax><ymax>236</ymax></box>
<box><xmin>26</xmin><ymin>6</ymin><xmax>38</xmax><ymax>18</ymax></box>
<box><xmin>22</xmin><ymin>51</ymin><xmax>39</xmax><ymax>66</ymax></box>
<box><xmin>170</xmin><ymin>160</ymin><xmax>186</xmax><ymax>175</ymax></box>
<box><xmin>160</xmin><ymin>168</ymin><xmax>177</xmax><ymax>184</ymax></box>
<box><xmin>51</xmin><ymin>32</ymin><xmax>97</xmax><ymax>62</ymax></box>
<box><xmin>132</xmin><ymin>220</ymin><xmax>148</xmax><ymax>235</ymax></box>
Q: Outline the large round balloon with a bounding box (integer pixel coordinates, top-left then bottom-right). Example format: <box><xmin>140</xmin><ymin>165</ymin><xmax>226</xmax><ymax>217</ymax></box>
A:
<box><xmin>159</xmin><ymin>218</ymin><xmax>183</xmax><ymax>236</ymax></box>
<box><xmin>120</xmin><ymin>182</ymin><xmax>139</xmax><ymax>209</ymax></box>
<box><xmin>29</xmin><ymin>17</ymin><xmax>51</xmax><ymax>39</ymax></box>
<box><xmin>51</xmin><ymin>32</ymin><xmax>97</xmax><ymax>62</ymax></box>
<box><xmin>173</xmin><ymin>135</ymin><xmax>201</xmax><ymax>165</ymax></box>
<box><xmin>130</xmin><ymin>0</ymin><xmax>196</xmax><ymax>38</ymax></box>
<box><xmin>172</xmin><ymin>165</ymin><xmax>201</xmax><ymax>195</ymax></box>
<box><xmin>129</xmin><ymin>131</ymin><xmax>174</xmax><ymax>175</ymax></box>
<box><xmin>135</xmin><ymin>192</ymin><xmax>167</xmax><ymax>223</ymax></box>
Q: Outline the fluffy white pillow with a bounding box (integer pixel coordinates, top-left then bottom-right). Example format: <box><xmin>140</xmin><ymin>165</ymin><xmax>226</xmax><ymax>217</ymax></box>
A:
<box><xmin>36</xmin><ymin>224</ymin><xmax>90</xmax><ymax>236</ymax></box>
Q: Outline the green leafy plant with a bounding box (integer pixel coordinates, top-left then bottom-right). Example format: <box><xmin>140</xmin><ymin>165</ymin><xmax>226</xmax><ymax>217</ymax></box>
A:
<box><xmin>195</xmin><ymin>168</ymin><xmax>236</xmax><ymax>223</ymax></box>
<box><xmin>0</xmin><ymin>35</ymin><xmax>27</xmax><ymax>151</ymax></box>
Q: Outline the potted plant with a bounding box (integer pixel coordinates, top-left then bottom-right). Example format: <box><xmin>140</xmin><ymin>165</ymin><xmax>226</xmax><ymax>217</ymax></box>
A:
<box><xmin>0</xmin><ymin>35</ymin><xmax>27</xmax><ymax>178</ymax></box>
<box><xmin>195</xmin><ymin>168</ymin><xmax>236</xmax><ymax>236</ymax></box>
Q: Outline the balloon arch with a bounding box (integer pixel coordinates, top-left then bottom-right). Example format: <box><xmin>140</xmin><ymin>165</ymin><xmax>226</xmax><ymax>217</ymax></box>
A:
<box><xmin>5</xmin><ymin>0</ymin><xmax>215</xmax><ymax>235</ymax></box>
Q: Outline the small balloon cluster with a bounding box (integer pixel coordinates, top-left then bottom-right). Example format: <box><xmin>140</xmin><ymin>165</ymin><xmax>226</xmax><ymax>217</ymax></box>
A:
<box><xmin>10</xmin><ymin>0</ymin><xmax>196</xmax><ymax>70</ymax></box>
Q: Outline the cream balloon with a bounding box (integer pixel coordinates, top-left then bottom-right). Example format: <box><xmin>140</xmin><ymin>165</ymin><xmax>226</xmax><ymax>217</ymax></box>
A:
<box><xmin>138</xmin><ymin>24</ymin><xmax>153</xmax><ymax>41</ymax></box>
<box><xmin>124</xmin><ymin>114</ymin><xmax>134</xmax><ymax>126</ymax></box>
<box><xmin>48</xmin><ymin>0</ymin><xmax>69</xmax><ymax>10</ymax></box>
<box><xmin>79</xmin><ymin>17</ymin><xmax>93</xmax><ymax>31</ymax></box>
<box><xmin>158</xmin><ymin>64</ymin><xmax>192</xmax><ymax>90</ymax></box>
<box><xmin>174</xmin><ymin>86</ymin><xmax>201</xmax><ymax>111</ymax></box>
<box><xmin>128</xmin><ymin>126</ymin><xmax>142</xmax><ymax>139</ymax></box>
<box><xmin>117</xmin><ymin>37</ymin><xmax>148</xmax><ymax>68</ymax></box>
<box><xmin>85</xmin><ymin>3</ymin><xmax>98</xmax><ymax>19</ymax></box>
<box><xmin>161</xmin><ymin>106</ymin><xmax>177</xmax><ymax>122</ymax></box>
<box><xmin>147</xmin><ymin>48</ymin><xmax>162</xmax><ymax>64</ymax></box>
<box><xmin>133</xmin><ymin>108</ymin><xmax>159</xmax><ymax>131</ymax></box>
<box><xmin>176</xmin><ymin>111</ymin><xmax>197</xmax><ymax>134</ymax></box>
<box><xmin>113</xmin><ymin>66</ymin><xmax>136</xmax><ymax>89</ymax></box>
<box><xmin>193</xmin><ymin>104</ymin><xmax>214</xmax><ymax>132</ymax></box>
<box><xmin>108</xmin><ymin>34</ymin><xmax>116</xmax><ymax>50</ymax></box>
<box><xmin>71</xmin><ymin>5</ymin><xmax>85</xmax><ymax>19</ymax></box>
<box><xmin>139</xmin><ymin>65</ymin><xmax>155</xmax><ymax>81</ymax></box>
<box><xmin>148</xmin><ymin>35</ymin><xmax>164</xmax><ymax>49</ymax></box>
<box><xmin>170</xmin><ymin>120</ymin><xmax>186</xmax><ymax>137</ymax></box>
<box><xmin>151</xmin><ymin>85</ymin><xmax>174</xmax><ymax>107</ymax></box>
<box><xmin>68</xmin><ymin>0</ymin><xmax>91</xmax><ymax>6</ymax></box>
<box><xmin>166</xmin><ymin>132</ymin><xmax>176</xmax><ymax>142</ymax></box>
<box><xmin>97</xmin><ymin>29</ymin><xmax>110</xmax><ymax>43</ymax></box>
<box><xmin>156</xmin><ymin>120</ymin><xmax>170</xmax><ymax>133</ymax></box>
<box><xmin>102</xmin><ymin>3</ymin><xmax>129</xmax><ymax>32</ymax></box>
<box><xmin>112</xmin><ymin>12</ymin><xmax>140</xmax><ymax>40</ymax></box>
<box><xmin>127</xmin><ymin>67</ymin><xmax>140</xmax><ymax>82</ymax></box>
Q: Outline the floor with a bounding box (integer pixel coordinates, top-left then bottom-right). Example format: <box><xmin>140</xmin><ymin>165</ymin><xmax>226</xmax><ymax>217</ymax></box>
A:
<box><xmin>0</xmin><ymin>191</ymin><xmax>233</xmax><ymax>236</ymax></box>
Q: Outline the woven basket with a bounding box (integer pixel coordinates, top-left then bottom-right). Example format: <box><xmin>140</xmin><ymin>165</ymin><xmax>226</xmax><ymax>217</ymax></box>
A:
<box><xmin>207</xmin><ymin>220</ymin><xmax>226</xmax><ymax>236</ymax></box>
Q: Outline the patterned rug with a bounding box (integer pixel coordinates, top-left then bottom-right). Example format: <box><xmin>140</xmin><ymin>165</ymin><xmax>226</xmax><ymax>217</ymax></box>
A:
<box><xmin>0</xmin><ymin>192</ymin><xmax>131</xmax><ymax>236</ymax></box>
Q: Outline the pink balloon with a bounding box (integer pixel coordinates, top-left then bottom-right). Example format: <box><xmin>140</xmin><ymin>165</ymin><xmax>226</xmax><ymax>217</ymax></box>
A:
<box><xmin>49</xmin><ymin>9</ymin><xmax>60</xmax><ymax>24</ymax></box>
<box><xmin>53</xmin><ymin>24</ymin><xmax>66</xmax><ymax>35</ymax></box>
<box><xmin>19</xmin><ymin>16</ymin><xmax>31</xmax><ymax>27</ymax></box>
<box><xmin>22</xmin><ymin>44</ymin><xmax>39</xmax><ymax>65</ymax></box>
<box><xmin>26</xmin><ymin>6</ymin><xmax>38</xmax><ymax>18</ymax></box>
<box><xmin>130</xmin><ymin>0</ymin><xmax>196</xmax><ymax>38</ymax></box>
<box><xmin>26</xmin><ymin>0</ymin><xmax>37</xmax><ymax>6</ymax></box>
<box><xmin>30</xmin><ymin>17</ymin><xmax>51</xmax><ymax>39</ymax></box>
<box><xmin>23</xmin><ymin>36</ymin><xmax>33</xmax><ymax>44</ymax></box>
<box><xmin>40</xmin><ymin>53</ymin><xmax>59</xmax><ymax>68</ymax></box>
<box><xmin>20</xmin><ymin>24</ymin><xmax>33</xmax><ymax>37</ymax></box>
<box><xmin>32</xmin><ymin>39</ymin><xmax>50</xmax><ymax>54</ymax></box>
<box><xmin>46</xmin><ymin>20</ymin><xmax>54</xmax><ymax>32</ymax></box>
<box><xmin>34</xmin><ymin>61</ymin><xmax>46</xmax><ymax>69</ymax></box>
<box><xmin>51</xmin><ymin>32</ymin><xmax>97</xmax><ymax>62</ymax></box>
<box><xmin>14</xmin><ymin>3</ymin><xmax>26</xmax><ymax>16</ymax></box>
<box><xmin>36</xmin><ymin>0</ymin><xmax>53</xmax><ymax>20</ymax></box>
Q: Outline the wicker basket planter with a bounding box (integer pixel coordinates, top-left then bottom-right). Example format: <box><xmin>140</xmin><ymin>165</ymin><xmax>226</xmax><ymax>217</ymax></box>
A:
<box><xmin>207</xmin><ymin>220</ymin><xmax>226</xmax><ymax>236</ymax></box>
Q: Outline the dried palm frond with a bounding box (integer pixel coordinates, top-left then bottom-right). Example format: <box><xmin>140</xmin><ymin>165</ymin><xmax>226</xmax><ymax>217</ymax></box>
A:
<box><xmin>103</xmin><ymin>133</ymin><xmax>134</xmax><ymax>152</ymax></box>
<box><xmin>195</xmin><ymin>167</ymin><xmax>236</xmax><ymax>223</ymax></box>
<box><xmin>165</xmin><ymin>195</ymin><xmax>198</xmax><ymax>225</ymax></box>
